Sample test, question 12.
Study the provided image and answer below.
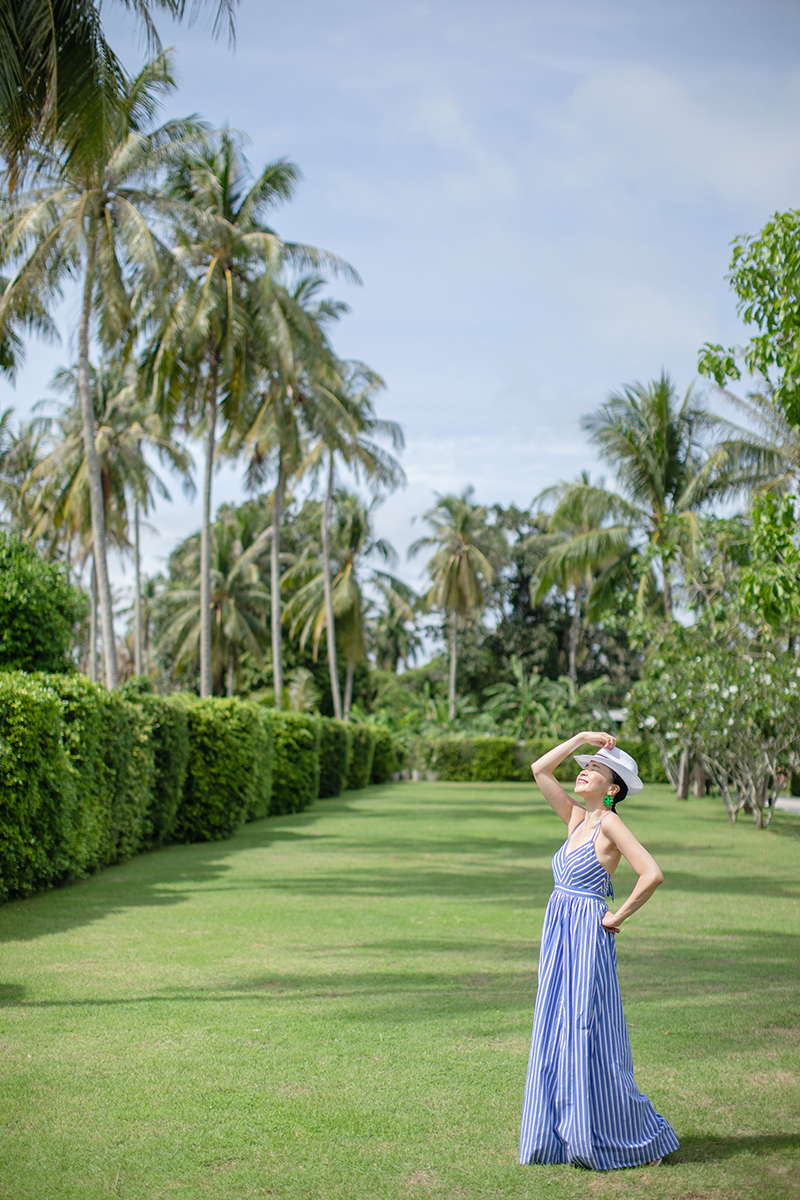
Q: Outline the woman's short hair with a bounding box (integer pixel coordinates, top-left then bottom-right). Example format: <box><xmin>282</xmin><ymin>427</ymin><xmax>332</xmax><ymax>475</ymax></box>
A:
<box><xmin>610</xmin><ymin>769</ymin><xmax>628</xmax><ymax>804</ymax></box>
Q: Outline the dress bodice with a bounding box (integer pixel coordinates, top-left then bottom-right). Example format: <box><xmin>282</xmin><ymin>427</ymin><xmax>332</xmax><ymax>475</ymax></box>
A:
<box><xmin>552</xmin><ymin>817</ymin><xmax>613</xmax><ymax>899</ymax></box>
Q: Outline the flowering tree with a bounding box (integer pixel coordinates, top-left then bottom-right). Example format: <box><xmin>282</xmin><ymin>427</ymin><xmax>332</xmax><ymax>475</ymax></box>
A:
<box><xmin>628</xmin><ymin>624</ymin><xmax>800</xmax><ymax>827</ymax></box>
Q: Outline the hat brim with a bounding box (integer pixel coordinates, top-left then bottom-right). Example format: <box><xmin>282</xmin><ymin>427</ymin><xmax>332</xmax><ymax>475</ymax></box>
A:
<box><xmin>573</xmin><ymin>753</ymin><xmax>644</xmax><ymax>795</ymax></box>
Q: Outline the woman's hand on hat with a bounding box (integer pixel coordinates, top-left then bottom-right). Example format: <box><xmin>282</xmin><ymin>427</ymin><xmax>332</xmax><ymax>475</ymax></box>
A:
<box><xmin>580</xmin><ymin>731</ymin><xmax>617</xmax><ymax>750</ymax></box>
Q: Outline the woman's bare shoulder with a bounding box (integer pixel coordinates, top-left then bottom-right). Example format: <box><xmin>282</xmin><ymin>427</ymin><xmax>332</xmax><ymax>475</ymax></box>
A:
<box><xmin>601</xmin><ymin>811</ymin><xmax>645</xmax><ymax>848</ymax></box>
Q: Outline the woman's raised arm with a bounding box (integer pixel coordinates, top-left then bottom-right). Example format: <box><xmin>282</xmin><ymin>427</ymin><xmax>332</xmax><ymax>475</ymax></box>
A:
<box><xmin>532</xmin><ymin>731</ymin><xmax>617</xmax><ymax>826</ymax></box>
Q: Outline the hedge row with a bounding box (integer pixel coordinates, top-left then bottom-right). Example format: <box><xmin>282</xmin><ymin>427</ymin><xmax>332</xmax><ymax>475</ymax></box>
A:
<box><xmin>419</xmin><ymin>736</ymin><xmax>668</xmax><ymax>785</ymax></box>
<box><xmin>0</xmin><ymin>673</ymin><xmax>397</xmax><ymax>902</ymax></box>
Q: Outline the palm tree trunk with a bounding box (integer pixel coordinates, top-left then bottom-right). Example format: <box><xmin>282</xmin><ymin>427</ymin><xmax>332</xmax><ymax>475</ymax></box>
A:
<box><xmin>568</xmin><ymin>588</ymin><xmax>582</xmax><ymax>684</ymax></box>
<box><xmin>322</xmin><ymin>453</ymin><xmax>343</xmax><ymax>719</ymax></box>
<box><xmin>199</xmin><ymin>375</ymin><xmax>217</xmax><ymax>698</ymax></box>
<box><xmin>344</xmin><ymin>658</ymin><xmax>354</xmax><ymax>716</ymax></box>
<box><xmin>663</xmin><ymin>573</ymin><xmax>673</xmax><ymax>620</ymax></box>
<box><xmin>448</xmin><ymin>613</ymin><xmax>458</xmax><ymax>721</ymax></box>
<box><xmin>226</xmin><ymin>651</ymin><xmax>234</xmax><ymax>698</ymax></box>
<box><xmin>78</xmin><ymin>227</ymin><xmax>118</xmax><ymax>689</ymax></box>
<box><xmin>271</xmin><ymin>453</ymin><xmax>286</xmax><ymax>707</ymax></box>
<box><xmin>134</xmin><ymin>500</ymin><xmax>142</xmax><ymax>676</ymax></box>
<box><xmin>90</xmin><ymin>555</ymin><xmax>98</xmax><ymax>684</ymax></box>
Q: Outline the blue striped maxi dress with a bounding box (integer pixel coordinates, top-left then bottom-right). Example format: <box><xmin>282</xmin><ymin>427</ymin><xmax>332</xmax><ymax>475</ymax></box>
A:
<box><xmin>520</xmin><ymin>816</ymin><xmax>679</xmax><ymax>1170</ymax></box>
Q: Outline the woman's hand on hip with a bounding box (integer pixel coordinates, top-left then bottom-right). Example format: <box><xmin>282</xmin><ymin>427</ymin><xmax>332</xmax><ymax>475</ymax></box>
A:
<box><xmin>602</xmin><ymin>911</ymin><xmax>623</xmax><ymax>933</ymax></box>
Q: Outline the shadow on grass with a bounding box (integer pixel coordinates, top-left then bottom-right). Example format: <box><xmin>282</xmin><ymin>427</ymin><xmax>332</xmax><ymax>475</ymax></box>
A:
<box><xmin>0</xmin><ymin>797</ymin><xmax>567</xmax><ymax>943</ymax></box>
<box><xmin>2</xmin><ymin>784</ymin><xmax>798</xmax><ymax>946</ymax></box>
<box><xmin>0</xmin><ymin>804</ymin><xmax>337</xmax><ymax>943</ymax></box>
<box><xmin>2</xmin><ymin>918</ymin><xmax>797</xmax><ymax>1023</ymax></box>
<box><xmin>666</xmin><ymin>1132</ymin><xmax>800</xmax><ymax>1163</ymax></box>
<box><xmin>0</xmin><ymin>961</ymin><xmax>539</xmax><ymax>1021</ymax></box>
<box><xmin>771</xmin><ymin>811</ymin><xmax>800</xmax><ymax>841</ymax></box>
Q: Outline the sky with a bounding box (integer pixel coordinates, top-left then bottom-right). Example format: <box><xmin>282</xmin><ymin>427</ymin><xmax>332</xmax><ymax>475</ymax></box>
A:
<box><xmin>4</xmin><ymin>0</ymin><xmax>800</xmax><ymax>596</ymax></box>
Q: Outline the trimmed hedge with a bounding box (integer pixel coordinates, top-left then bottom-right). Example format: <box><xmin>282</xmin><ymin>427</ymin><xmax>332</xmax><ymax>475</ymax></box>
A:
<box><xmin>264</xmin><ymin>710</ymin><xmax>321</xmax><ymax>815</ymax></box>
<box><xmin>0</xmin><ymin>673</ymin><xmax>82</xmax><ymax>900</ymax></box>
<box><xmin>424</xmin><ymin>736</ymin><xmax>668</xmax><ymax>785</ymax></box>
<box><xmin>120</xmin><ymin>680</ymin><xmax>191</xmax><ymax>848</ymax></box>
<box><xmin>0</xmin><ymin>671</ymin><xmax>403</xmax><ymax>904</ymax></box>
<box><xmin>370</xmin><ymin>728</ymin><xmax>396</xmax><ymax>784</ymax></box>
<box><xmin>318</xmin><ymin>718</ymin><xmax>352</xmax><ymax>798</ymax></box>
<box><xmin>347</xmin><ymin>725</ymin><xmax>377</xmax><ymax>790</ymax></box>
<box><xmin>39</xmin><ymin>673</ymin><xmax>154</xmax><ymax>869</ymax></box>
<box><xmin>248</xmin><ymin>706</ymin><xmax>275</xmax><ymax>821</ymax></box>
<box><xmin>173</xmin><ymin>697</ymin><xmax>263</xmax><ymax>842</ymax></box>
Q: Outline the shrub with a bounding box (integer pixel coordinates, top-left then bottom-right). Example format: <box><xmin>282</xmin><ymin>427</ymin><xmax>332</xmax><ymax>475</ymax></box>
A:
<box><xmin>174</xmin><ymin>698</ymin><xmax>261</xmax><ymax>842</ymax></box>
<box><xmin>427</xmin><ymin>738</ymin><xmax>475</xmax><ymax>781</ymax></box>
<box><xmin>247</xmin><ymin>705</ymin><xmax>275</xmax><ymax>821</ymax></box>
<box><xmin>346</xmin><ymin>725</ymin><xmax>377</xmax><ymax>790</ymax></box>
<box><xmin>318</xmin><ymin>718</ymin><xmax>352</xmax><ymax>798</ymax></box>
<box><xmin>101</xmin><ymin>691</ymin><xmax>155</xmax><ymax>862</ymax></box>
<box><xmin>471</xmin><ymin>738</ymin><xmax>521</xmax><ymax>782</ymax></box>
<box><xmin>33</xmin><ymin>672</ymin><xmax>107</xmax><ymax>870</ymax></box>
<box><xmin>0</xmin><ymin>535</ymin><xmax>85</xmax><ymax>672</ymax></box>
<box><xmin>119</xmin><ymin>680</ymin><xmax>190</xmax><ymax>848</ymax></box>
<box><xmin>262</xmin><ymin>710</ymin><xmax>321</xmax><ymax>815</ymax></box>
<box><xmin>38</xmin><ymin>673</ymin><xmax>153</xmax><ymax>868</ymax></box>
<box><xmin>522</xmin><ymin>739</ymin><xmax>579</xmax><ymax>783</ymax></box>
<box><xmin>370</xmin><ymin>728</ymin><xmax>396</xmax><ymax>784</ymax></box>
<box><xmin>422</xmin><ymin>735</ymin><xmax>664</xmax><ymax>786</ymax></box>
<box><xmin>0</xmin><ymin>672</ymin><xmax>83</xmax><ymax>900</ymax></box>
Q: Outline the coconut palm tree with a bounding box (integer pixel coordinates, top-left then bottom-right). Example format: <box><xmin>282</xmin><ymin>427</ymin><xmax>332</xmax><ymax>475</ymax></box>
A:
<box><xmin>283</xmin><ymin>491</ymin><xmax>395</xmax><ymax>715</ymax></box>
<box><xmin>540</xmin><ymin>374</ymin><xmax>744</xmax><ymax>622</ymax></box>
<box><xmin>712</xmin><ymin>386</ymin><xmax>800</xmax><ymax>493</ymax></box>
<box><xmin>0</xmin><ymin>409</ymin><xmax>53</xmax><ymax>541</ymax></box>
<box><xmin>0</xmin><ymin>51</ymin><xmax>197</xmax><ymax>686</ymax></box>
<box><xmin>410</xmin><ymin>488</ymin><xmax>499</xmax><ymax>721</ymax></box>
<box><xmin>369</xmin><ymin>573</ymin><xmax>422</xmax><ymax>672</ymax></box>
<box><xmin>301</xmin><ymin>359</ymin><xmax>404</xmax><ymax>716</ymax></box>
<box><xmin>148</xmin><ymin>136</ymin><xmax>356</xmax><ymax>699</ymax></box>
<box><xmin>158</xmin><ymin>506</ymin><xmax>271</xmax><ymax>695</ymax></box>
<box><xmin>236</xmin><ymin>277</ymin><xmax>358</xmax><ymax>707</ymax></box>
<box><xmin>0</xmin><ymin>0</ymin><xmax>235</xmax><ymax>186</ymax></box>
<box><xmin>529</xmin><ymin>473</ymin><xmax>635</xmax><ymax>681</ymax></box>
<box><xmin>33</xmin><ymin>359</ymin><xmax>193</xmax><ymax>673</ymax></box>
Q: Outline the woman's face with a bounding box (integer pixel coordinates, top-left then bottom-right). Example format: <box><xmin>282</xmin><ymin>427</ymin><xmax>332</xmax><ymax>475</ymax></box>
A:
<box><xmin>574</xmin><ymin>759</ymin><xmax>617</xmax><ymax>799</ymax></box>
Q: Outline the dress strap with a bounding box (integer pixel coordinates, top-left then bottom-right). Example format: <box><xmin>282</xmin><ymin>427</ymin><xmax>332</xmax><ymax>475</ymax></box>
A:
<box><xmin>591</xmin><ymin>815</ymin><xmax>605</xmax><ymax>842</ymax></box>
<box><xmin>564</xmin><ymin>816</ymin><xmax>585</xmax><ymax>854</ymax></box>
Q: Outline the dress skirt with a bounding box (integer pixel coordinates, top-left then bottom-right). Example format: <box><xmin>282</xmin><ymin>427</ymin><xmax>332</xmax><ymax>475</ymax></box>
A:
<box><xmin>520</xmin><ymin>830</ymin><xmax>680</xmax><ymax>1170</ymax></box>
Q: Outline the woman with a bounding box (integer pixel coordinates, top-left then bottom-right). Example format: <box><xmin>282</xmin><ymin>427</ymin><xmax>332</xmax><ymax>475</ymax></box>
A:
<box><xmin>520</xmin><ymin>730</ymin><xmax>679</xmax><ymax>1171</ymax></box>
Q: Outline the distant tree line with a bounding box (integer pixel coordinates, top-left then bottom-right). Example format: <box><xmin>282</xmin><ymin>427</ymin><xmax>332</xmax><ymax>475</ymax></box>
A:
<box><xmin>3</xmin><ymin>1</ymin><xmax>800</xmax><ymax>824</ymax></box>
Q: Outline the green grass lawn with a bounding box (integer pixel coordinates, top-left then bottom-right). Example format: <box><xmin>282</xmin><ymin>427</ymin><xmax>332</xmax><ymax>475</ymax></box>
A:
<box><xmin>1</xmin><ymin>781</ymin><xmax>799</xmax><ymax>1200</ymax></box>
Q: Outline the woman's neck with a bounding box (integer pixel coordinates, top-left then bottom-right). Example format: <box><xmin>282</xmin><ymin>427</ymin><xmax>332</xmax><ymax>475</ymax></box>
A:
<box><xmin>581</xmin><ymin>795</ymin><xmax>606</xmax><ymax>819</ymax></box>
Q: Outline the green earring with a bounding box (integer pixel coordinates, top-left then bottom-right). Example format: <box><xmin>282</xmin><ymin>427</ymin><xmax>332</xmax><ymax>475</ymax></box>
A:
<box><xmin>603</xmin><ymin>794</ymin><xmax>615</xmax><ymax>807</ymax></box>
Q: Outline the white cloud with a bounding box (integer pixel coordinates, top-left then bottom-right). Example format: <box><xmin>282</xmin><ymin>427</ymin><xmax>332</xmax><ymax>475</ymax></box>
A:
<box><xmin>547</xmin><ymin>64</ymin><xmax>800</xmax><ymax>210</ymax></box>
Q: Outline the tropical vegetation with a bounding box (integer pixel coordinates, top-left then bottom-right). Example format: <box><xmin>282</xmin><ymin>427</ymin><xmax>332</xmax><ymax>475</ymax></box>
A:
<box><xmin>2</xmin><ymin>9</ymin><xmax>800</xmax><ymax>830</ymax></box>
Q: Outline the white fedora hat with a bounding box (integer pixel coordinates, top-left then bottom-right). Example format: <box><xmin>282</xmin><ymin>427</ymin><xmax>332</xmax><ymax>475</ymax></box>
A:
<box><xmin>573</xmin><ymin>746</ymin><xmax>644</xmax><ymax>795</ymax></box>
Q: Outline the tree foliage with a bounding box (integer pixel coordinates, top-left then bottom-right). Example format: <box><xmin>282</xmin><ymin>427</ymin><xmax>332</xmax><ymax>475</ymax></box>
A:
<box><xmin>628</xmin><ymin>622</ymin><xmax>800</xmax><ymax>826</ymax></box>
<box><xmin>698</xmin><ymin>210</ymin><xmax>800</xmax><ymax>427</ymax></box>
<box><xmin>0</xmin><ymin>533</ymin><xmax>85</xmax><ymax>671</ymax></box>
